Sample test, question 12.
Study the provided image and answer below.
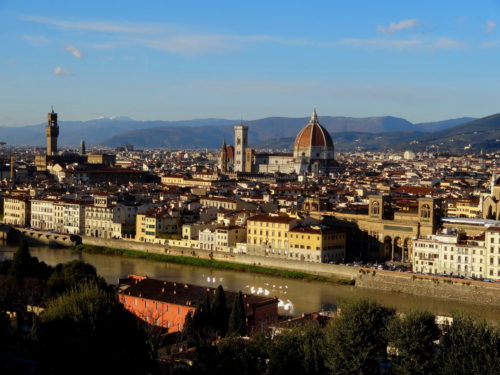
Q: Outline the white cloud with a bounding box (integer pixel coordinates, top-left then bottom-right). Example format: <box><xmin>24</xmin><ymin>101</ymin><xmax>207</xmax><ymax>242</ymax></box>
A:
<box><xmin>341</xmin><ymin>38</ymin><xmax>423</xmax><ymax>50</ymax></box>
<box><xmin>20</xmin><ymin>15</ymin><xmax>475</xmax><ymax>56</ymax></box>
<box><xmin>377</xmin><ymin>19</ymin><xmax>420</xmax><ymax>35</ymax></box>
<box><xmin>486</xmin><ymin>20</ymin><xmax>496</xmax><ymax>33</ymax></box>
<box><xmin>22</xmin><ymin>34</ymin><xmax>50</xmax><ymax>44</ymax></box>
<box><xmin>53</xmin><ymin>66</ymin><xmax>71</xmax><ymax>76</ymax></box>
<box><xmin>340</xmin><ymin>37</ymin><xmax>467</xmax><ymax>51</ymax></box>
<box><xmin>20</xmin><ymin>15</ymin><xmax>171</xmax><ymax>34</ymax></box>
<box><xmin>65</xmin><ymin>44</ymin><xmax>84</xmax><ymax>59</ymax></box>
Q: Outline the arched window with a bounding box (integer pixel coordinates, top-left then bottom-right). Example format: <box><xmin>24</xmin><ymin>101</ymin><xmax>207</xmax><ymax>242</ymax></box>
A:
<box><xmin>421</xmin><ymin>204</ymin><xmax>430</xmax><ymax>218</ymax></box>
<box><xmin>371</xmin><ymin>201</ymin><xmax>380</xmax><ymax>215</ymax></box>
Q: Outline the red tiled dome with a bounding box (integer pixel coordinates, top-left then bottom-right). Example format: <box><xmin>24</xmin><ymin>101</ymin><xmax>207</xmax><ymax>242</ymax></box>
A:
<box><xmin>294</xmin><ymin>109</ymin><xmax>333</xmax><ymax>148</ymax></box>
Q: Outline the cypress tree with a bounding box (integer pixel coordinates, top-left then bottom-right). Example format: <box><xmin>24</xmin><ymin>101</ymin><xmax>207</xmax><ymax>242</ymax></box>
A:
<box><xmin>10</xmin><ymin>240</ymin><xmax>32</xmax><ymax>279</ymax></box>
<box><xmin>228</xmin><ymin>291</ymin><xmax>247</xmax><ymax>337</ymax></box>
<box><xmin>211</xmin><ymin>285</ymin><xmax>228</xmax><ymax>337</ymax></box>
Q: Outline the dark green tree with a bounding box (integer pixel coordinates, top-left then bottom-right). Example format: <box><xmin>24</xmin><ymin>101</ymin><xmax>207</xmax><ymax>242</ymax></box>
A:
<box><xmin>182</xmin><ymin>299</ymin><xmax>214</xmax><ymax>347</ymax></box>
<box><xmin>325</xmin><ymin>299</ymin><xmax>395</xmax><ymax>375</ymax></box>
<box><xmin>191</xmin><ymin>336</ymin><xmax>269</xmax><ymax>375</ymax></box>
<box><xmin>388</xmin><ymin>310</ymin><xmax>440</xmax><ymax>375</ymax></box>
<box><xmin>47</xmin><ymin>260</ymin><xmax>107</xmax><ymax>295</ymax></box>
<box><xmin>9</xmin><ymin>240</ymin><xmax>33</xmax><ymax>279</ymax></box>
<box><xmin>228</xmin><ymin>291</ymin><xmax>247</xmax><ymax>337</ymax></box>
<box><xmin>437</xmin><ymin>314</ymin><xmax>499</xmax><ymax>375</ymax></box>
<box><xmin>211</xmin><ymin>285</ymin><xmax>228</xmax><ymax>337</ymax></box>
<box><xmin>267</xmin><ymin>323</ymin><xmax>327</xmax><ymax>375</ymax></box>
<box><xmin>8</xmin><ymin>240</ymin><xmax>52</xmax><ymax>280</ymax></box>
<box><xmin>36</xmin><ymin>283</ymin><xmax>156</xmax><ymax>375</ymax></box>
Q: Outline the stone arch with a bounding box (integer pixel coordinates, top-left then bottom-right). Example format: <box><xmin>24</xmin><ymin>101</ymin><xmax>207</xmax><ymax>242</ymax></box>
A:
<box><xmin>403</xmin><ymin>238</ymin><xmax>412</xmax><ymax>262</ymax></box>
<box><xmin>383</xmin><ymin>236</ymin><xmax>392</xmax><ymax>259</ymax></box>
<box><xmin>393</xmin><ymin>237</ymin><xmax>402</xmax><ymax>261</ymax></box>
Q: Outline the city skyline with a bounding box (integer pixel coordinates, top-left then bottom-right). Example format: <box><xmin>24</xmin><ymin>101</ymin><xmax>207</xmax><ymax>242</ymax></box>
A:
<box><xmin>1</xmin><ymin>0</ymin><xmax>500</xmax><ymax>126</ymax></box>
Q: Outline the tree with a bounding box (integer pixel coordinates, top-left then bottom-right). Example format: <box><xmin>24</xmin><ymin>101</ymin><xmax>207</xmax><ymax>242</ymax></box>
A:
<box><xmin>182</xmin><ymin>298</ymin><xmax>214</xmax><ymax>347</ymax></box>
<box><xmin>228</xmin><ymin>291</ymin><xmax>247</xmax><ymax>337</ymax></box>
<box><xmin>8</xmin><ymin>240</ymin><xmax>52</xmax><ymax>280</ymax></box>
<box><xmin>36</xmin><ymin>283</ymin><xmax>156</xmax><ymax>375</ymax></box>
<box><xmin>324</xmin><ymin>299</ymin><xmax>395</xmax><ymax>375</ymax></box>
<box><xmin>9</xmin><ymin>240</ymin><xmax>33</xmax><ymax>279</ymax></box>
<box><xmin>191</xmin><ymin>336</ymin><xmax>269</xmax><ymax>375</ymax></box>
<box><xmin>47</xmin><ymin>260</ymin><xmax>107</xmax><ymax>295</ymax></box>
<box><xmin>268</xmin><ymin>323</ymin><xmax>327</xmax><ymax>375</ymax></box>
<box><xmin>211</xmin><ymin>285</ymin><xmax>228</xmax><ymax>337</ymax></box>
<box><xmin>388</xmin><ymin>310</ymin><xmax>440</xmax><ymax>375</ymax></box>
<box><xmin>437</xmin><ymin>314</ymin><xmax>499</xmax><ymax>375</ymax></box>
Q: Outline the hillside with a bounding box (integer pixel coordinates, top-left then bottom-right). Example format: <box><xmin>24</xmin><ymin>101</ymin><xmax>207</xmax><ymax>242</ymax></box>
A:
<box><xmin>0</xmin><ymin>114</ymin><xmax>479</xmax><ymax>149</ymax></box>
<box><xmin>252</xmin><ymin>132</ymin><xmax>426</xmax><ymax>152</ymax></box>
<box><xmin>398</xmin><ymin>114</ymin><xmax>500</xmax><ymax>152</ymax></box>
<box><xmin>100</xmin><ymin>116</ymin><xmax>423</xmax><ymax>148</ymax></box>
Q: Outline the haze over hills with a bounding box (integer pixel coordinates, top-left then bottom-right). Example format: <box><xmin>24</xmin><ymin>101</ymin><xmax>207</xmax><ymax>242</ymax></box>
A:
<box><xmin>0</xmin><ymin>114</ymin><xmax>492</xmax><ymax>151</ymax></box>
<box><xmin>0</xmin><ymin>117</ymin><xmax>236</xmax><ymax>146</ymax></box>
<box><xmin>400</xmin><ymin>114</ymin><xmax>500</xmax><ymax>152</ymax></box>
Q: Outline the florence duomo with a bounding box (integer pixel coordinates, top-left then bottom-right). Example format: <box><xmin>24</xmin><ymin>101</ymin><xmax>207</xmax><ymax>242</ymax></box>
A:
<box><xmin>219</xmin><ymin>108</ymin><xmax>339</xmax><ymax>175</ymax></box>
<box><xmin>1</xmin><ymin>1</ymin><xmax>499</xmax><ymax>373</ymax></box>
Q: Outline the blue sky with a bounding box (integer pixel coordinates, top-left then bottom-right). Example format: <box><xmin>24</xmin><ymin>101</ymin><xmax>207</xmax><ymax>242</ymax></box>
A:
<box><xmin>1</xmin><ymin>0</ymin><xmax>499</xmax><ymax>126</ymax></box>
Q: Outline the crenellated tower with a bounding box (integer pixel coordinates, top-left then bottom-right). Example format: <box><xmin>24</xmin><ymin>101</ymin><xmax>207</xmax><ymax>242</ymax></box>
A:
<box><xmin>46</xmin><ymin>107</ymin><xmax>59</xmax><ymax>156</ymax></box>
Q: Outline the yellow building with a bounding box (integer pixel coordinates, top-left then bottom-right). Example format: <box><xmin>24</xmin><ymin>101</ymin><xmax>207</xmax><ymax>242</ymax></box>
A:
<box><xmin>289</xmin><ymin>226</ymin><xmax>346</xmax><ymax>263</ymax></box>
<box><xmin>246</xmin><ymin>214</ymin><xmax>298</xmax><ymax>255</ymax></box>
<box><xmin>86</xmin><ymin>153</ymin><xmax>116</xmax><ymax>166</ymax></box>
<box><xmin>200</xmin><ymin>196</ymin><xmax>256</xmax><ymax>211</ymax></box>
<box><xmin>136</xmin><ymin>211</ymin><xmax>181</xmax><ymax>243</ymax></box>
<box><xmin>447</xmin><ymin>198</ymin><xmax>481</xmax><ymax>218</ymax></box>
<box><xmin>161</xmin><ymin>175</ymin><xmax>213</xmax><ymax>188</ymax></box>
<box><xmin>3</xmin><ymin>196</ymin><xmax>31</xmax><ymax>227</ymax></box>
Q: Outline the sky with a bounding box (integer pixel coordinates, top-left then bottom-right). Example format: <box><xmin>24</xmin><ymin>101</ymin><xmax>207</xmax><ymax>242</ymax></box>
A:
<box><xmin>0</xmin><ymin>0</ymin><xmax>499</xmax><ymax>126</ymax></box>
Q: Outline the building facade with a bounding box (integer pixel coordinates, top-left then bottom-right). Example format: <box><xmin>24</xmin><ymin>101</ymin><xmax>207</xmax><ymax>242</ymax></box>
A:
<box><xmin>118</xmin><ymin>275</ymin><xmax>279</xmax><ymax>334</ymax></box>
<box><xmin>31</xmin><ymin>199</ymin><xmax>56</xmax><ymax>231</ymax></box>
<box><xmin>3</xmin><ymin>196</ymin><xmax>31</xmax><ymax>227</ymax></box>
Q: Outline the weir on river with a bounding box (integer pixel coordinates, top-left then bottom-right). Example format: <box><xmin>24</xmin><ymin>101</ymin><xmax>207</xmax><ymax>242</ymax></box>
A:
<box><xmin>1</xmin><ymin>244</ymin><xmax>499</xmax><ymax>323</ymax></box>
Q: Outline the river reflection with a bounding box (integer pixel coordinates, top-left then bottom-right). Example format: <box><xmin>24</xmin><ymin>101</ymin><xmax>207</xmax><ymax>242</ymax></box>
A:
<box><xmin>1</xmin><ymin>245</ymin><xmax>499</xmax><ymax>323</ymax></box>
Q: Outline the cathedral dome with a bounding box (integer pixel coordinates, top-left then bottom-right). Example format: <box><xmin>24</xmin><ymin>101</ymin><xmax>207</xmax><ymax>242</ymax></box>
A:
<box><xmin>294</xmin><ymin>108</ymin><xmax>333</xmax><ymax>148</ymax></box>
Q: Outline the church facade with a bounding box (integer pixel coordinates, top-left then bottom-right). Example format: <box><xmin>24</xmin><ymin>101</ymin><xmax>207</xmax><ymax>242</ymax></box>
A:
<box><xmin>219</xmin><ymin>109</ymin><xmax>338</xmax><ymax>175</ymax></box>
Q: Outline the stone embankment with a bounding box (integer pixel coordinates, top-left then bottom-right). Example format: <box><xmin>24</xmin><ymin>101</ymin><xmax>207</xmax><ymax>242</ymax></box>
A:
<box><xmin>9</xmin><ymin>228</ymin><xmax>500</xmax><ymax>307</ymax></box>
<box><xmin>356</xmin><ymin>268</ymin><xmax>500</xmax><ymax>307</ymax></box>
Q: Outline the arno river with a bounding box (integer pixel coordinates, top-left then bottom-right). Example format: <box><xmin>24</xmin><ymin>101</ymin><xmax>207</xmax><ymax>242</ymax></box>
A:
<box><xmin>1</xmin><ymin>244</ymin><xmax>499</xmax><ymax>323</ymax></box>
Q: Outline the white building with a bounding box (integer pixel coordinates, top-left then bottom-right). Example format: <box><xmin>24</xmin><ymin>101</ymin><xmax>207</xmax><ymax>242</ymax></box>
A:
<box><xmin>485</xmin><ymin>227</ymin><xmax>500</xmax><ymax>279</ymax></box>
<box><xmin>413</xmin><ymin>230</ymin><xmax>490</xmax><ymax>279</ymax></box>
<box><xmin>31</xmin><ymin>198</ymin><xmax>56</xmax><ymax>231</ymax></box>
<box><xmin>199</xmin><ymin>228</ymin><xmax>216</xmax><ymax>251</ymax></box>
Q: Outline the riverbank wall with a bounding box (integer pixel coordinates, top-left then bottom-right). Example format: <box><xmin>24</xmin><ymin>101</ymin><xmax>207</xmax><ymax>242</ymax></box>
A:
<box><xmin>356</xmin><ymin>268</ymin><xmax>500</xmax><ymax>307</ymax></box>
<box><xmin>6</xmin><ymin>227</ymin><xmax>499</xmax><ymax>307</ymax></box>
<box><xmin>80</xmin><ymin>236</ymin><xmax>500</xmax><ymax>307</ymax></box>
<box><xmin>80</xmin><ymin>236</ymin><xmax>360</xmax><ymax>280</ymax></box>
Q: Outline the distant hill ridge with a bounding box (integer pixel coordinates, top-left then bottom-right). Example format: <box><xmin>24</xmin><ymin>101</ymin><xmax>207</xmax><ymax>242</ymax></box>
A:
<box><xmin>0</xmin><ymin>114</ymin><xmax>491</xmax><ymax>151</ymax></box>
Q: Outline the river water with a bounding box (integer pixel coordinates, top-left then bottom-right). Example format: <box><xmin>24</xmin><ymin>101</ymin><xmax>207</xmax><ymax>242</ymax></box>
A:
<box><xmin>1</xmin><ymin>244</ymin><xmax>499</xmax><ymax>323</ymax></box>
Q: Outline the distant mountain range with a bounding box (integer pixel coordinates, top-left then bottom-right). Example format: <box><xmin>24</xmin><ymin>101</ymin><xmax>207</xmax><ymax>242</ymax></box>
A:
<box><xmin>1</xmin><ymin>114</ymin><xmax>497</xmax><ymax>152</ymax></box>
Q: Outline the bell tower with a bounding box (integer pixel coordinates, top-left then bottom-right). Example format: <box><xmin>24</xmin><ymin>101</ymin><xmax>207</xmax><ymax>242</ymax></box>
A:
<box><xmin>46</xmin><ymin>107</ymin><xmax>59</xmax><ymax>156</ymax></box>
<box><xmin>234</xmin><ymin>124</ymin><xmax>248</xmax><ymax>172</ymax></box>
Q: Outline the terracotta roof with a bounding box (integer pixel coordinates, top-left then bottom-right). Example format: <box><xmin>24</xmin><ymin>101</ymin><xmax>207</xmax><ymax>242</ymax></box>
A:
<box><xmin>247</xmin><ymin>214</ymin><xmax>296</xmax><ymax>224</ymax></box>
<box><xmin>118</xmin><ymin>276</ymin><xmax>277</xmax><ymax>313</ymax></box>
<box><xmin>294</xmin><ymin>122</ymin><xmax>333</xmax><ymax>148</ymax></box>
